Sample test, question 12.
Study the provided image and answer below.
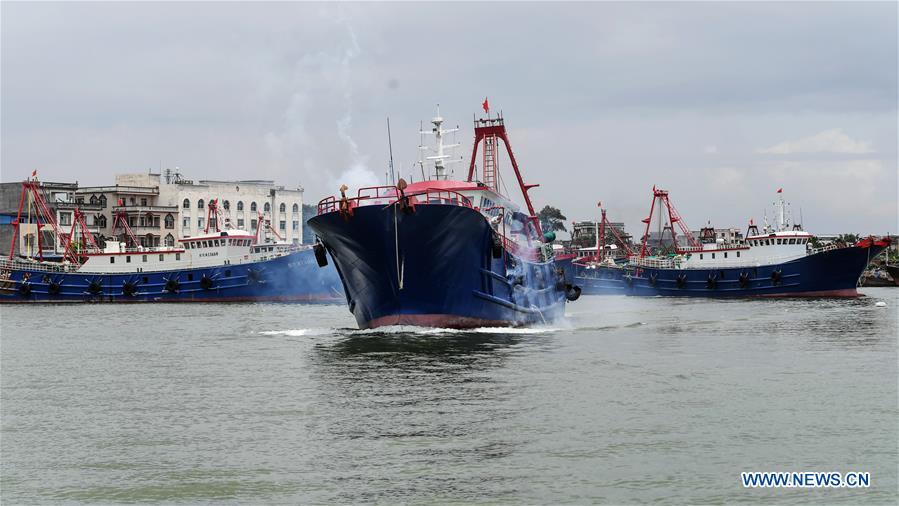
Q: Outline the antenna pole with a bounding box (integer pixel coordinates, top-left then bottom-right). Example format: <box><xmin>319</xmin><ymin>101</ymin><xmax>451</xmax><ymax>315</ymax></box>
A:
<box><xmin>387</xmin><ymin>116</ymin><xmax>396</xmax><ymax>186</ymax></box>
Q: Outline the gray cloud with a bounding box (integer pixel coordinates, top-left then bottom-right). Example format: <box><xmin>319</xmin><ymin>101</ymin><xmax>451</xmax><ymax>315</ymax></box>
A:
<box><xmin>2</xmin><ymin>1</ymin><xmax>896</xmax><ymax>234</ymax></box>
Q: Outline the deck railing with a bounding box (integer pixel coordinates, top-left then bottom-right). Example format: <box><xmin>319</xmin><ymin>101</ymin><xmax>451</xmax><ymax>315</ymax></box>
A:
<box><xmin>318</xmin><ymin>187</ymin><xmax>473</xmax><ymax>215</ymax></box>
<box><xmin>0</xmin><ymin>257</ymin><xmax>76</xmax><ymax>273</ymax></box>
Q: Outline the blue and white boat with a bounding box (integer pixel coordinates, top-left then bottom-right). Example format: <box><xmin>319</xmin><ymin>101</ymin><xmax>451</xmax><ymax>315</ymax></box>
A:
<box><xmin>1</xmin><ymin>180</ymin><xmax>342</xmax><ymax>303</ymax></box>
<box><xmin>575</xmin><ymin>187</ymin><xmax>890</xmax><ymax>297</ymax></box>
<box><xmin>308</xmin><ymin>108</ymin><xmax>579</xmax><ymax>329</ymax></box>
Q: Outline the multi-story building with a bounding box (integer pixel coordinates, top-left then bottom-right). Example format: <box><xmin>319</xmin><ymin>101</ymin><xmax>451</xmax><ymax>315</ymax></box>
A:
<box><xmin>157</xmin><ymin>170</ymin><xmax>304</xmax><ymax>244</ymax></box>
<box><xmin>76</xmin><ymin>173</ymin><xmax>177</xmax><ymax>248</ymax></box>
<box><xmin>75</xmin><ymin>171</ymin><xmax>305</xmax><ymax>246</ymax></box>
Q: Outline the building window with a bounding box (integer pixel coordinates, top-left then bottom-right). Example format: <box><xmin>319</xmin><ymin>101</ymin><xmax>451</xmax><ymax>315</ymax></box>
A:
<box><xmin>198</xmin><ymin>217</ymin><xmax>205</xmax><ymax>229</ymax></box>
<box><xmin>97</xmin><ymin>215</ymin><xmax>107</xmax><ymax>228</ymax></box>
<box><xmin>141</xmin><ymin>197</ymin><xmax>147</xmax><ymax>206</ymax></box>
<box><xmin>292</xmin><ymin>220</ymin><xmax>299</xmax><ymax>231</ymax></box>
<box><xmin>264</xmin><ymin>202</ymin><xmax>271</xmax><ymax>213</ymax></box>
<box><xmin>90</xmin><ymin>195</ymin><xmax>98</xmax><ymax>205</ymax></box>
<box><xmin>129</xmin><ymin>197</ymin><xmax>135</xmax><ymax>205</ymax></box>
<box><xmin>279</xmin><ymin>203</ymin><xmax>286</xmax><ymax>213</ymax></box>
<box><xmin>197</xmin><ymin>199</ymin><xmax>204</xmax><ymax>209</ymax></box>
<box><xmin>99</xmin><ymin>195</ymin><xmax>107</xmax><ymax>208</ymax></box>
<box><xmin>279</xmin><ymin>220</ymin><xmax>286</xmax><ymax>231</ymax></box>
<box><xmin>237</xmin><ymin>201</ymin><xmax>244</xmax><ymax>211</ymax></box>
<box><xmin>292</xmin><ymin>203</ymin><xmax>299</xmax><ymax>213</ymax></box>
<box><xmin>251</xmin><ymin>218</ymin><xmax>258</xmax><ymax>230</ymax></box>
<box><xmin>164</xmin><ymin>233</ymin><xmax>175</xmax><ymax>247</ymax></box>
<box><xmin>237</xmin><ymin>218</ymin><xmax>245</xmax><ymax>228</ymax></box>
<box><xmin>250</xmin><ymin>202</ymin><xmax>257</xmax><ymax>212</ymax></box>
<box><xmin>59</xmin><ymin>212</ymin><xmax>72</xmax><ymax>226</ymax></box>
<box><xmin>183</xmin><ymin>198</ymin><xmax>190</xmax><ymax>209</ymax></box>
<box><xmin>165</xmin><ymin>214</ymin><xmax>174</xmax><ymax>229</ymax></box>
<box><xmin>182</xmin><ymin>217</ymin><xmax>190</xmax><ymax>228</ymax></box>
<box><xmin>223</xmin><ymin>200</ymin><xmax>230</xmax><ymax>210</ymax></box>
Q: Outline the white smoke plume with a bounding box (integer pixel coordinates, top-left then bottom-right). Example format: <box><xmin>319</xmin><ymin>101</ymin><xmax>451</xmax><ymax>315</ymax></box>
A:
<box><xmin>265</xmin><ymin>6</ymin><xmax>380</xmax><ymax>199</ymax></box>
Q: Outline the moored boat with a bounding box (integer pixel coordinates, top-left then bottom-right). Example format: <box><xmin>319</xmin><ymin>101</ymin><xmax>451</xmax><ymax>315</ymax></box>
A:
<box><xmin>1</xmin><ymin>178</ymin><xmax>343</xmax><ymax>303</ymax></box>
<box><xmin>575</xmin><ymin>187</ymin><xmax>890</xmax><ymax>297</ymax></box>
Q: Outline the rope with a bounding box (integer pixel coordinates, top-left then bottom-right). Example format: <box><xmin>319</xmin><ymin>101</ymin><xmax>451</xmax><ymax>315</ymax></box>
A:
<box><xmin>394</xmin><ymin>204</ymin><xmax>403</xmax><ymax>290</ymax></box>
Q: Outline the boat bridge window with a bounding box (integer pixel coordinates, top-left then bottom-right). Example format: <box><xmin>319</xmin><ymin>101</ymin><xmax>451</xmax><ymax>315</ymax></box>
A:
<box><xmin>777</xmin><ymin>239</ymin><xmax>782</xmax><ymax>245</ymax></box>
<box><xmin>143</xmin><ymin>255</ymin><xmax>147</xmax><ymax>262</ymax></box>
<box><xmin>110</xmin><ymin>257</ymin><xmax>115</xmax><ymax>264</ymax></box>
<box><xmin>736</xmin><ymin>251</ymin><xmax>741</xmax><ymax>257</ymax></box>
<box><xmin>126</xmin><ymin>256</ymin><xmax>131</xmax><ymax>263</ymax></box>
<box><xmin>724</xmin><ymin>252</ymin><xmax>728</xmax><ymax>258</ymax></box>
<box><xmin>159</xmin><ymin>254</ymin><xmax>164</xmax><ymax>261</ymax></box>
<box><xmin>699</xmin><ymin>254</ymin><xmax>703</xmax><ymax>260</ymax></box>
<box><xmin>176</xmin><ymin>253</ymin><xmax>181</xmax><ymax>260</ymax></box>
<box><xmin>711</xmin><ymin>253</ymin><xmax>715</xmax><ymax>259</ymax></box>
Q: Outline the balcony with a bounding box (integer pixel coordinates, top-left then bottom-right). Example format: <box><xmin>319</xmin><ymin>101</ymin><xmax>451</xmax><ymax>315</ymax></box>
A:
<box><xmin>57</xmin><ymin>201</ymin><xmax>104</xmax><ymax>211</ymax></box>
<box><xmin>112</xmin><ymin>205</ymin><xmax>178</xmax><ymax>214</ymax></box>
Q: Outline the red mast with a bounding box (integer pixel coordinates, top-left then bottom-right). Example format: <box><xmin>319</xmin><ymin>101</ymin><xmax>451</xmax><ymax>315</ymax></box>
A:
<box><xmin>8</xmin><ymin>177</ymin><xmax>67</xmax><ymax>261</ymax></box>
<box><xmin>112</xmin><ymin>199</ymin><xmax>138</xmax><ymax>247</ymax></box>
<box><xmin>466</xmin><ymin>113</ymin><xmax>542</xmax><ymax>236</ymax></box>
<box><xmin>638</xmin><ymin>187</ymin><xmax>700</xmax><ymax>258</ymax></box>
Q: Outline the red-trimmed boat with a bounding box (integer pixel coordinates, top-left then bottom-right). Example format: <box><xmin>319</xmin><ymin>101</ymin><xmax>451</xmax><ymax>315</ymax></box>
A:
<box><xmin>575</xmin><ymin>187</ymin><xmax>890</xmax><ymax>297</ymax></box>
<box><xmin>308</xmin><ymin>108</ymin><xmax>580</xmax><ymax>329</ymax></box>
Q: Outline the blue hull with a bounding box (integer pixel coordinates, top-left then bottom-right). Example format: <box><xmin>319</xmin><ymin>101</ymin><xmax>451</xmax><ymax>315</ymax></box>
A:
<box><xmin>309</xmin><ymin>204</ymin><xmax>567</xmax><ymax>328</ymax></box>
<box><xmin>575</xmin><ymin>245</ymin><xmax>887</xmax><ymax>297</ymax></box>
<box><xmin>0</xmin><ymin>248</ymin><xmax>343</xmax><ymax>303</ymax></box>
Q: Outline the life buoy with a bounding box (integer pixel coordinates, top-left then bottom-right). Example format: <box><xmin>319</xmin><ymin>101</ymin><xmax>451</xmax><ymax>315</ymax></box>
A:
<box><xmin>18</xmin><ymin>282</ymin><xmax>31</xmax><ymax>297</ymax></box>
<box><xmin>200</xmin><ymin>276</ymin><xmax>215</xmax><ymax>290</ymax></box>
<box><xmin>706</xmin><ymin>274</ymin><xmax>717</xmax><ymax>289</ymax></box>
<box><xmin>649</xmin><ymin>274</ymin><xmax>658</xmax><ymax>287</ymax></box>
<box><xmin>165</xmin><ymin>278</ymin><xmax>180</xmax><ymax>293</ymax></box>
<box><xmin>47</xmin><ymin>281</ymin><xmax>61</xmax><ymax>295</ymax></box>
<box><xmin>771</xmin><ymin>270</ymin><xmax>782</xmax><ymax>284</ymax></box>
<box><xmin>738</xmin><ymin>272</ymin><xmax>749</xmax><ymax>288</ymax></box>
<box><xmin>88</xmin><ymin>281</ymin><xmax>102</xmax><ymax>295</ymax></box>
<box><xmin>122</xmin><ymin>282</ymin><xmax>137</xmax><ymax>297</ymax></box>
<box><xmin>676</xmin><ymin>274</ymin><xmax>687</xmax><ymax>288</ymax></box>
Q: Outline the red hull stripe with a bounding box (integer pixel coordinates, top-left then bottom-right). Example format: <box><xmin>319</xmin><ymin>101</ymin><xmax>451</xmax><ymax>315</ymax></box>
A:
<box><xmin>364</xmin><ymin>313</ymin><xmax>523</xmax><ymax>329</ymax></box>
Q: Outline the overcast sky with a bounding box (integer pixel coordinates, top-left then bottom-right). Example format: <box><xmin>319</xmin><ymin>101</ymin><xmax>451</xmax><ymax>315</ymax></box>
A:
<box><xmin>2</xmin><ymin>1</ymin><xmax>896</xmax><ymax>235</ymax></box>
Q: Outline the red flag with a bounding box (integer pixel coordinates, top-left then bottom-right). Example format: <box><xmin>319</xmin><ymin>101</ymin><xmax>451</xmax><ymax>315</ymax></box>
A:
<box><xmin>482</xmin><ymin>97</ymin><xmax>489</xmax><ymax>114</ymax></box>
<box><xmin>776</xmin><ymin>188</ymin><xmax>783</xmax><ymax>193</ymax></box>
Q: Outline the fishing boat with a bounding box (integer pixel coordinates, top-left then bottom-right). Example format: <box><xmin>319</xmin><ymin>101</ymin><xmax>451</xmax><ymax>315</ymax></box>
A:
<box><xmin>0</xmin><ymin>178</ymin><xmax>342</xmax><ymax>302</ymax></box>
<box><xmin>308</xmin><ymin>106</ymin><xmax>580</xmax><ymax>329</ymax></box>
<box><xmin>575</xmin><ymin>187</ymin><xmax>890</xmax><ymax>297</ymax></box>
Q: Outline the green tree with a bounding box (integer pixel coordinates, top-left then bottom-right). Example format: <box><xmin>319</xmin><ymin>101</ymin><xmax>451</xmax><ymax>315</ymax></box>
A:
<box><xmin>538</xmin><ymin>205</ymin><xmax>567</xmax><ymax>233</ymax></box>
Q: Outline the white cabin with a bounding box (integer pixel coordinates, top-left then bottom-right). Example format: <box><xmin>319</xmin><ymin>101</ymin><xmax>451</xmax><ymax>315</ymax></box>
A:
<box><xmin>77</xmin><ymin>230</ymin><xmax>300</xmax><ymax>273</ymax></box>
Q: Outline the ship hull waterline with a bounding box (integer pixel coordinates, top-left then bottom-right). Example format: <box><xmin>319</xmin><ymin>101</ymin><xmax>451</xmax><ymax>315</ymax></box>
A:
<box><xmin>309</xmin><ymin>203</ymin><xmax>568</xmax><ymax>329</ymax></box>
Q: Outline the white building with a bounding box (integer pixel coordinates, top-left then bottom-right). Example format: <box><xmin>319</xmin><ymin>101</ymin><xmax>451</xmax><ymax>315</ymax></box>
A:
<box><xmin>74</xmin><ymin>170</ymin><xmax>305</xmax><ymax>247</ymax></box>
